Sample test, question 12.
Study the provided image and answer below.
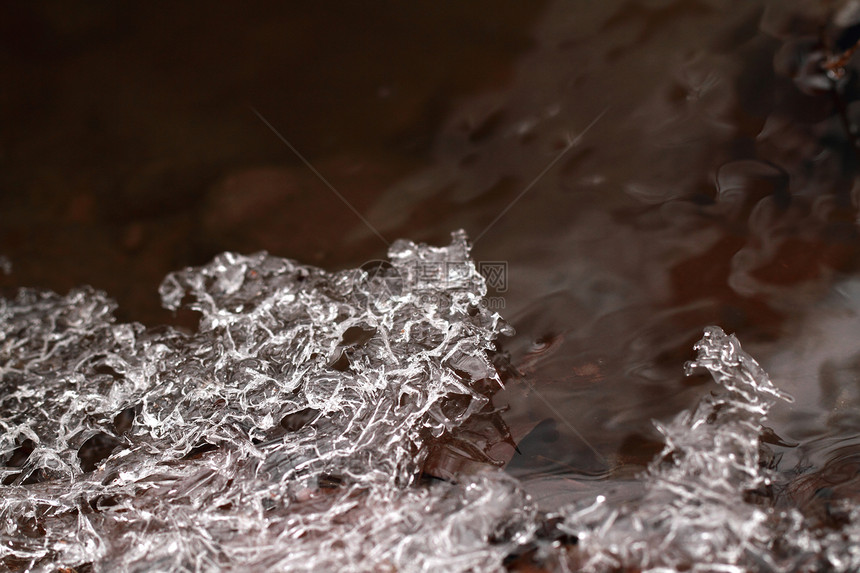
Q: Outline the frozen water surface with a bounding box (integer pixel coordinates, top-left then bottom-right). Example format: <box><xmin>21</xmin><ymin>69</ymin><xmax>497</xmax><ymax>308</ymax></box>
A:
<box><xmin>2</xmin><ymin>232</ymin><xmax>860</xmax><ymax>572</ymax></box>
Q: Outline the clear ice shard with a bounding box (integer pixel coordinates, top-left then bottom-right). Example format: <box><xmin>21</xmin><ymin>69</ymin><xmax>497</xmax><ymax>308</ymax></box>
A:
<box><xmin>559</xmin><ymin>326</ymin><xmax>796</xmax><ymax>571</ymax></box>
<box><xmin>557</xmin><ymin>328</ymin><xmax>860</xmax><ymax>572</ymax></box>
<box><xmin>4</xmin><ymin>234</ymin><xmax>860</xmax><ymax>572</ymax></box>
<box><xmin>0</xmin><ymin>231</ymin><xmax>525</xmax><ymax>572</ymax></box>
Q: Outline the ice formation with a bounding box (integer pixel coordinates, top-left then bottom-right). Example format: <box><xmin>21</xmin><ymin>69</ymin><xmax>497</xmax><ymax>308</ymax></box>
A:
<box><xmin>556</xmin><ymin>328</ymin><xmax>860</xmax><ymax>572</ymax></box>
<box><xmin>560</xmin><ymin>327</ymin><xmax>795</xmax><ymax>571</ymax></box>
<box><xmin>2</xmin><ymin>232</ymin><xmax>860</xmax><ymax>572</ymax></box>
<box><xmin>0</xmin><ymin>231</ymin><xmax>528</xmax><ymax>572</ymax></box>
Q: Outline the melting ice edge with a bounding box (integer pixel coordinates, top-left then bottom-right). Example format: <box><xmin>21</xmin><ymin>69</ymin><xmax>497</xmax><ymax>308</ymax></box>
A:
<box><xmin>0</xmin><ymin>231</ymin><xmax>857</xmax><ymax>572</ymax></box>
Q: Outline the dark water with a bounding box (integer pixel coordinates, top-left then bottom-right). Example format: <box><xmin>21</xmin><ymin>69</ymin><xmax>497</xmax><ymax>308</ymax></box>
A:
<box><xmin>3</xmin><ymin>0</ymin><xmax>860</xmax><ymax>523</ymax></box>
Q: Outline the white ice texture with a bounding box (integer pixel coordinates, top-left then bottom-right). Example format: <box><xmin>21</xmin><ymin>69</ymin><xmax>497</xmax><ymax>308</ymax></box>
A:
<box><xmin>1</xmin><ymin>231</ymin><xmax>859</xmax><ymax>572</ymax></box>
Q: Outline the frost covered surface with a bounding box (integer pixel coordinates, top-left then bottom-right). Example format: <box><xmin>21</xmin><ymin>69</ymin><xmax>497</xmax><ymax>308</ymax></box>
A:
<box><xmin>0</xmin><ymin>231</ymin><xmax>531</xmax><ymax>572</ymax></box>
<box><xmin>6</xmin><ymin>236</ymin><xmax>860</xmax><ymax>572</ymax></box>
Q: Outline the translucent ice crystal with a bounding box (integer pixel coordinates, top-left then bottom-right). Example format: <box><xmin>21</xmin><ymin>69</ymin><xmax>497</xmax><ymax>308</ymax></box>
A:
<box><xmin>0</xmin><ymin>231</ymin><xmax>522</xmax><ymax>572</ymax></box>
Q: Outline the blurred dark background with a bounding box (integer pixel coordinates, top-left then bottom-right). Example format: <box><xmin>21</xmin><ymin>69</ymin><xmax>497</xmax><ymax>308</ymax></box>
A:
<box><xmin>0</xmin><ymin>1</ymin><xmax>545</xmax><ymax>325</ymax></box>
